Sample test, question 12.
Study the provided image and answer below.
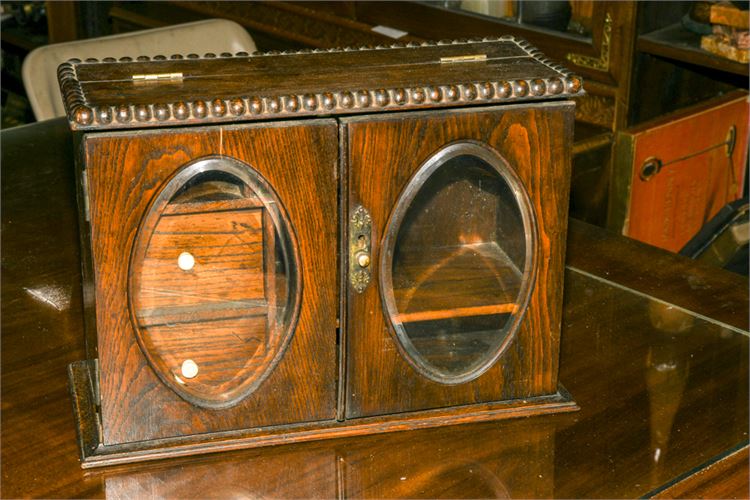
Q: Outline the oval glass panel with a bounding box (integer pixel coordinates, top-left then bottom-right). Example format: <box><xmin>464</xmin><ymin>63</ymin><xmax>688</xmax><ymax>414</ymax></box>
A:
<box><xmin>380</xmin><ymin>142</ymin><xmax>537</xmax><ymax>384</ymax></box>
<box><xmin>129</xmin><ymin>157</ymin><xmax>300</xmax><ymax>409</ymax></box>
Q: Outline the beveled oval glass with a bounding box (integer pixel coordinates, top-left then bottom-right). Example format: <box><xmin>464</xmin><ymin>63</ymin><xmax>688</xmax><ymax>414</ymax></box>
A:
<box><xmin>129</xmin><ymin>156</ymin><xmax>301</xmax><ymax>409</ymax></box>
<box><xmin>380</xmin><ymin>142</ymin><xmax>537</xmax><ymax>384</ymax></box>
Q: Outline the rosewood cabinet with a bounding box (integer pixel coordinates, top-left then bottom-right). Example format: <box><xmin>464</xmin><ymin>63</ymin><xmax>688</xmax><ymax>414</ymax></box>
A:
<box><xmin>343</xmin><ymin>105</ymin><xmax>572</xmax><ymax>418</ymax></box>
<box><xmin>58</xmin><ymin>37</ymin><xmax>581</xmax><ymax>466</ymax></box>
<box><xmin>83</xmin><ymin>122</ymin><xmax>339</xmax><ymax>444</ymax></box>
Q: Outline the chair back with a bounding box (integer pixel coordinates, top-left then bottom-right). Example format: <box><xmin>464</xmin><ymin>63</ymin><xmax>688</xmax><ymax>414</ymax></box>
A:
<box><xmin>23</xmin><ymin>19</ymin><xmax>257</xmax><ymax>121</ymax></box>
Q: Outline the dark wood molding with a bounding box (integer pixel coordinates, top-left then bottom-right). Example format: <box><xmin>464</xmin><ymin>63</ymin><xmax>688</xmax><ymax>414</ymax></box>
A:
<box><xmin>57</xmin><ymin>37</ymin><xmax>583</xmax><ymax>130</ymax></box>
<box><xmin>69</xmin><ymin>359</ymin><xmax>575</xmax><ymax>468</ymax></box>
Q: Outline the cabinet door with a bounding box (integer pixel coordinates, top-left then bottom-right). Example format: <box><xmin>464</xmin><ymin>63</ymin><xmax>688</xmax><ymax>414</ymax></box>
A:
<box><xmin>84</xmin><ymin>120</ymin><xmax>339</xmax><ymax>444</ymax></box>
<box><xmin>343</xmin><ymin>104</ymin><xmax>573</xmax><ymax>418</ymax></box>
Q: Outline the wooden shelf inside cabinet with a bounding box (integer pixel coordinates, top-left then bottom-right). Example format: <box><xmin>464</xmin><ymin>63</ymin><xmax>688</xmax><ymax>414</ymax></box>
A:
<box><xmin>134</xmin><ymin>181</ymin><xmax>276</xmax><ymax>328</ymax></box>
<box><xmin>392</xmin><ymin>243</ymin><xmax>521</xmax><ymax>324</ymax></box>
<box><xmin>388</xmin><ymin>242</ymin><xmax>524</xmax><ymax>376</ymax></box>
<box><xmin>638</xmin><ymin>23</ymin><xmax>749</xmax><ymax>77</ymax></box>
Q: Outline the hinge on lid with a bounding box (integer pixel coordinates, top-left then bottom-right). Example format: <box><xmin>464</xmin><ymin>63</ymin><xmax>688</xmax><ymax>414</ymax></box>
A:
<box><xmin>81</xmin><ymin>169</ymin><xmax>91</xmax><ymax>222</ymax></box>
<box><xmin>92</xmin><ymin>358</ymin><xmax>101</xmax><ymax>406</ymax></box>
<box><xmin>440</xmin><ymin>54</ymin><xmax>487</xmax><ymax>64</ymax></box>
<box><xmin>132</xmin><ymin>72</ymin><xmax>183</xmax><ymax>82</ymax></box>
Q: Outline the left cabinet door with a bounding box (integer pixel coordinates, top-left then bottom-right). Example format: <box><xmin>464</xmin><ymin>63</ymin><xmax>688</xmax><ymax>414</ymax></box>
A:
<box><xmin>83</xmin><ymin>120</ymin><xmax>339</xmax><ymax>445</ymax></box>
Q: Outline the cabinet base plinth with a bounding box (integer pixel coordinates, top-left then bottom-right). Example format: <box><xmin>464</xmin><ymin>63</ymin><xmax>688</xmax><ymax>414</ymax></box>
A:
<box><xmin>69</xmin><ymin>360</ymin><xmax>578</xmax><ymax>469</ymax></box>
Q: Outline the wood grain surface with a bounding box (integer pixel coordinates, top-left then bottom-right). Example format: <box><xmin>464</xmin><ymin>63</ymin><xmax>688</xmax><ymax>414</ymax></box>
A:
<box><xmin>344</xmin><ymin>103</ymin><xmax>574</xmax><ymax>417</ymax></box>
<box><xmin>58</xmin><ymin>38</ymin><xmax>581</xmax><ymax>131</ymax></box>
<box><xmin>567</xmin><ymin>219</ymin><xmax>749</xmax><ymax>333</ymax></box>
<box><xmin>83</xmin><ymin>120</ymin><xmax>339</xmax><ymax>442</ymax></box>
<box><xmin>131</xmin><ymin>179</ymin><xmax>277</xmax><ymax>406</ymax></box>
<box><xmin>2</xmin><ymin>119</ymin><xmax>748</xmax><ymax>499</ymax></box>
<box><xmin>651</xmin><ymin>445</ymin><xmax>749</xmax><ymax>499</ymax></box>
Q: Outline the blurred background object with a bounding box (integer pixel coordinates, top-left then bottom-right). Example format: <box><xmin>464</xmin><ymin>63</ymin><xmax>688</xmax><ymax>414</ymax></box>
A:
<box><xmin>21</xmin><ymin>19</ymin><xmax>256</xmax><ymax>121</ymax></box>
<box><xmin>680</xmin><ymin>197</ymin><xmax>749</xmax><ymax>275</ymax></box>
<box><xmin>698</xmin><ymin>1</ymin><xmax>750</xmax><ymax>63</ymax></box>
<box><xmin>608</xmin><ymin>90</ymin><xmax>749</xmax><ymax>256</ymax></box>
<box><xmin>2</xmin><ymin>0</ymin><xmax>748</xmax><ymax>277</ymax></box>
<box><xmin>1</xmin><ymin>1</ymin><xmax>47</xmax><ymax>127</ymax></box>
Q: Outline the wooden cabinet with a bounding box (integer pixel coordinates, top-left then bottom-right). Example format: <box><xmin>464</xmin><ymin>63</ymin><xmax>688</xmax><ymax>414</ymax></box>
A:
<box><xmin>60</xmin><ymin>37</ymin><xmax>579</xmax><ymax>466</ymax></box>
<box><xmin>82</xmin><ymin>122</ymin><xmax>339</xmax><ymax>444</ymax></box>
<box><xmin>344</xmin><ymin>104</ymin><xmax>572</xmax><ymax>417</ymax></box>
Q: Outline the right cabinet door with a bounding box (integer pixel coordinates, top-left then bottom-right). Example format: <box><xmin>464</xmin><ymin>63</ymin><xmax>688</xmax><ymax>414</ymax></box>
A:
<box><xmin>343</xmin><ymin>103</ymin><xmax>573</xmax><ymax>418</ymax></box>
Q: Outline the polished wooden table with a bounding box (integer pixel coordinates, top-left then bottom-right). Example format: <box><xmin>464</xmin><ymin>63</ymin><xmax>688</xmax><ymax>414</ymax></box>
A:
<box><xmin>2</xmin><ymin>119</ymin><xmax>748</xmax><ymax>498</ymax></box>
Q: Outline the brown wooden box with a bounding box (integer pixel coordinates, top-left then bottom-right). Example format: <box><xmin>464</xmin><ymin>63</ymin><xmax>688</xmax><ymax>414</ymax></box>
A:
<box><xmin>608</xmin><ymin>91</ymin><xmax>749</xmax><ymax>253</ymax></box>
<box><xmin>59</xmin><ymin>37</ymin><xmax>581</xmax><ymax>467</ymax></box>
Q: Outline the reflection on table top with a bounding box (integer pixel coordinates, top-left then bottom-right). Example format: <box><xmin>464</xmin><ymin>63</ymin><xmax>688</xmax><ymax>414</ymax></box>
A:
<box><xmin>2</xmin><ymin>119</ymin><xmax>748</xmax><ymax>498</ymax></box>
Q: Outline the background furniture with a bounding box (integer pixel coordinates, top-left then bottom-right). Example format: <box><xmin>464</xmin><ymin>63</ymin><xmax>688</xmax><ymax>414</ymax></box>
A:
<box><xmin>22</xmin><ymin>19</ymin><xmax>256</xmax><ymax>120</ymax></box>
<box><xmin>608</xmin><ymin>90</ymin><xmax>748</xmax><ymax>253</ymax></box>
<box><xmin>4</xmin><ymin>1</ymin><xmax>747</xmax><ymax>232</ymax></box>
<box><xmin>2</xmin><ymin>118</ymin><xmax>747</xmax><ymax>498</ymax></box>
<box><xmin>680</xmin><ymin>197</ymin><xmax>749</xmax><ymax>275</ymax></box>
<box><xmin>98</xmin><ymin>0</ymin><xmax>638</xmax><ymax>226</ymax></box>
<box><xmin>30</xmin><ymin>1</ymin><xmax>747</xmax><ymax>226</ymax></box>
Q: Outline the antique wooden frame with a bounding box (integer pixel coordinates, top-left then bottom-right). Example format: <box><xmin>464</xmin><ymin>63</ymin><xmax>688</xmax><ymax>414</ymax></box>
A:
<box><xmin>62</xmin><ymin>38</ymin><xmax>580</xmax><ymax>467</ymax></box>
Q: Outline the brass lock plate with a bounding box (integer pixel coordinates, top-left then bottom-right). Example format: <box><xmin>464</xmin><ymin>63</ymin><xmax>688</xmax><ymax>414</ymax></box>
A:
<box><xmin>349</xmin><ymin>205</ymin><xmax>372</xmax><ymax>293</ymax></box>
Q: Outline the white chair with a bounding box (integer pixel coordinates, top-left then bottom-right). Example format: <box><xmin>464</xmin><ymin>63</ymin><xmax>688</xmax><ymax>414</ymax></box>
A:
<box><xmin>22</xmin><ymin>19</ymin><xmax>256</xmax><ymax>121</ymax></box>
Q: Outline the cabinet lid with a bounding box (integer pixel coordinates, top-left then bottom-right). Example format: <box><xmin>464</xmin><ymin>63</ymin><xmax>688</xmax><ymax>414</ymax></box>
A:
<box><xmin>59</xmin><ymin>37</ymin><xmax>583</xmax><ymax>131</ymax></box>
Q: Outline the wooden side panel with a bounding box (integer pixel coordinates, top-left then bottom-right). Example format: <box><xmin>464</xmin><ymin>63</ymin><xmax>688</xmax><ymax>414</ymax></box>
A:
<box><xmin>84</xmin><ymin>120</ymin><xmax>339</xmax><ymax>444</ymax></box>
<box><xmin>344</xmin><ymin>103</ymin><xmax>574</xmax><ymax>418</ymax></box>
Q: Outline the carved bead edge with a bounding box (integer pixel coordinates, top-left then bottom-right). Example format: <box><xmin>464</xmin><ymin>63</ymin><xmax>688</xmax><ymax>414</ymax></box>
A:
<box><xmin>58</xmin><ymin>62</ymin><xmax>91</xmax><ymax>126</ymax></box>
<box><xmin>515</xmin><ymin>38</ymin><xmax>584</xmax><ymax>95</ymax></box>
<box><xmin>64</xmin><ymin>78</ymin><xmax>583</xmax><ymax>128</ymax></box>
<box><xmin>59</xmin><ymin>36</ymin><xmax>583</xmax><ymax>129</ymax></box>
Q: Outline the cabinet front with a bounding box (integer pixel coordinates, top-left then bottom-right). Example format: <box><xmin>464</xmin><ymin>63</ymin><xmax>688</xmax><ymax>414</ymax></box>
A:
<box><xmin>84</xmin><ymin>120</ymin><xmax>339</xmax><ymax>444</ymax></box>
<box><xmin>343</xmin><ymin>104</ymin><xmax>573</xmax><ymax>418</ymax></box>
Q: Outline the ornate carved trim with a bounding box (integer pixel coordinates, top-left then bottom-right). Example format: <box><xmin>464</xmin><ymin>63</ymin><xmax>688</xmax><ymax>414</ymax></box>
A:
<box><xmin>565</xmin><ymin>13</ymin><xmax>612</xmax><ymax>72</ymax></box>
<box><xmin>58</xmin><ymin>37</ymin><xmax>583</xmax><ymax>130</ymax></box>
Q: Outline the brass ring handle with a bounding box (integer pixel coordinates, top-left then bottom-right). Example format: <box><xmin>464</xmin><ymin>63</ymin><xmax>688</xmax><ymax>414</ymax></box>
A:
<box><xmin>639</xmin><ymin>125</ymin><xmax>737</xmax><ymax>182</ymax></box>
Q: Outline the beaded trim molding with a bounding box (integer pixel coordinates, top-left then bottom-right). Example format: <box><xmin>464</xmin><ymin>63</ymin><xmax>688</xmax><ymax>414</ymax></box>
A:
<box><xmin>58</xmin><ymin>36</ymin><xmax>583</xmax><ymax>130</ymax></box>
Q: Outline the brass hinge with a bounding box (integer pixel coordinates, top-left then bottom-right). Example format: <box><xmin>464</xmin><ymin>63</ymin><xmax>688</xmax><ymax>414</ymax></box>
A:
<box><xmin>81</xmin><ymin>169</ymin><xmax>91</xmax><ymax>222</ymax></box>
<box><xmin>92</xmin><ymin>358</ymin><xmax>101</xmax><ymax>406</ymax></box>
<box><xmin>132</xmin><ymin>72</ymin><xmax>183</xmax><ymax>82</ymax></box>
<box><xmin>440</xmin><ymin>54</ymin><xmax>487</xmax><ymax>64</ymax></box>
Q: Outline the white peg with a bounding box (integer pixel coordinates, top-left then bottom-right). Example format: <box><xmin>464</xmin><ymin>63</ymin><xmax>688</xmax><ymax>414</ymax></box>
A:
<box><xmin>181</xmin><ymin>359</ymin><xmax>199</xmax><ymax>379</ymax></box>
<box><xmin>177</xmin><ymin>251</ymin><xmax>195</xmax><ymax>271</ymax></box>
